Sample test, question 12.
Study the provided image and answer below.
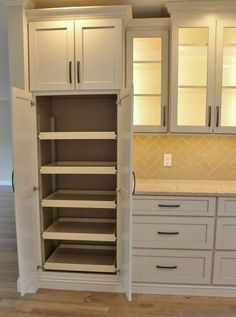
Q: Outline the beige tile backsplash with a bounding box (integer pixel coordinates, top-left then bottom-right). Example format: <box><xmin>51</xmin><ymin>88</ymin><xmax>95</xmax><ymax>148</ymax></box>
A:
<box><xmin>133</xmin><ymin>135</ymin><xmax>236</xmax><ymax>180</ymax></box>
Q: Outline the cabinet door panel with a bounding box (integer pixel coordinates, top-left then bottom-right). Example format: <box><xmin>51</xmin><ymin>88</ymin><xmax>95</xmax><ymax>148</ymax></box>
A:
<box><xmin>170</xmin><ymin>19</ymin><xmax>215</xmax><ymax>133</ymax></box>
<box><xmin>12</xmin><ymin>88</ymin><xmax>39</xmax><ymax>294</ymax></box>
<box><xmin>215</xmin><ymin>21</ymin><xmax>236</xmax><ymax>133</ymax></box>
<box><xmin>75</xmin><ymin>19</ymin><xmax>122</xmax><ymax>90</ymax></box>
<box><xmin>29</xmin><ymin>21</ymin><xmax>74</xmax><ymax>91</ymax></box>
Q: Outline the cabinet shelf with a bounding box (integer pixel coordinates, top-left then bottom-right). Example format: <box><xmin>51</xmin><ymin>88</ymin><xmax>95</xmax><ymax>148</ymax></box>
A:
<box><xmin>40</xmin><ymin>161</ymin><xmax>117</xmax><ymax>175</ymax></box>
<box><xmin>133</xmin><ymin>60</ymin><xmax>161</xmax><ymax>64</ymax></box>
<box><xmin>39</xmin><ymin>131</ymin><xmax>116</xmax><ymax>140</ymax></box>
<box><xmin>44</xmin><ymin>245</ymin><xmax>116</xmax><ymax>273</ymax></box>
<box><xmin>42</xmin><ymin>218</ymin><xmax>116</xmax><ymax>242</ymax></box>
<box><xmin>41</xmin><ymin>190</ymin><xmax>116</xmax><ymax>209</ymax></box>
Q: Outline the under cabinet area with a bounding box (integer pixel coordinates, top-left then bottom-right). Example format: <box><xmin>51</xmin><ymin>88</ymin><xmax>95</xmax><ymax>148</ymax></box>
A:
<box><xmin>35</xmin><ymin>94</ymin><xmax>119</xmax><ymax>274</ymax></box>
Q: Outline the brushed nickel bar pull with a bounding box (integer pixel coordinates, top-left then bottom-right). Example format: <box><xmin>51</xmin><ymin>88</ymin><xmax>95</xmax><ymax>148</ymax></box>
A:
<box><xmin>77</xmin><ymin>61</ymin><xmax>80</xmax><ymax>83</ymax></box>
<box><xmin>11</xmin><ymin>170</ymin><xmax>15</xmax><ymax>193</ymax></box>
<box><xmin>157</xmin><ymin>231</ymin><xmax>179</xmax><ymax>235</ymax></box>
<box><xmin>156</xmin><ymin>265</ymin><xmax>177</xmax><ymax>269</ymax></box>
<box><xmin>132</xmin><ymin>171</ymin><xmax>136</xmax><ymax>195</ymax></box>
<box><xmin>163</xmin><ymin>106</ymin><xmax>166</xmax><ymax>127</ymax></box>
<box><xmin>158</xmin><ymin>204</ymin><xmax>180</xmax><ymax>208</ymax></box>
<box><xmin>69</xmin><ymin>61</ymin><xmax>72</xmax><ymax>84</ymax></box>
<box><xmin>216</xmin><ymin>106</ymin><xmax>220</xmax><ymax>127</ymax></box>
<box><xmin>208</xmin><ymin>106</ymin><xmax>212</xmax><ymax>127</ymax></box>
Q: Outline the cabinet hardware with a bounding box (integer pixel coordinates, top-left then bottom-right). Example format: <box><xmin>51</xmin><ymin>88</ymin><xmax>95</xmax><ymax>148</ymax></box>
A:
<box><xmin>77</xmin><ymin>61</ymin><xmax>80</xmax><ymax>83</ymax></box>
<box><xmin>31</xmin><ymin>101</ymin><xmax>36</xmax><ymax>107</ymax></box>
<box><xmin>216</xmin><ymin>106</ymin><xmax>220</xmax><ymax>127</ymax></box>
<box><xmin>69</xmin><ymin>61</ymin><xmax>72</xmax><ymax>84</ymax></box>
<box><xmin>37</xmin><ymin>265</ymin><xmax>42</xmax><ymax>270</ymax></box>
<box><xmin>33</xmin><ymin>186</ymin><xmax>39</xmax><ymax>192</ymax></box>
<box><xmin>157</xmin><ymin>231</ymin><xmax>179</xmax><ymax>235</ymax></box>
<box><xmin>163</xmin><ymin>106</ymin><xmax>166</xmax><ymax>127</ymax></box>
<box><xmin>208</xmin><ymin>106</ymin><xmax>212</xmax><ymax>127</ymax></box>
<box><xmin>11</xmin><ymin>170</ymin><xmax>15</xmax><ymax>193</ymax></box>
<box><xmin>158</xmin><ymin>204</ymin><xmax>180</xmax><ymax>208</ymax></box>
<box><xmin>156</xmin><ymin>265</ymin><xmax>177</xmax><ymax>269</ymax></box>
<box><xmin>132</xmin><ymin>171</ymin><xmax>136</xmax><ymax>195</ymax></box>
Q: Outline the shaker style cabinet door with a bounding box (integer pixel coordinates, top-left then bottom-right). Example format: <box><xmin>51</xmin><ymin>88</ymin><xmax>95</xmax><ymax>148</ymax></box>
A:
<box><xmin>11</xmin><ymin>88</ymin><xmax>39</xmax><ymax>295</ymax></box>
<box><xmin>127</xmin><ymin>30</ymin><xmax>168</xmax><ymax>133</ymax></box>
<box><xmin>75</xmin><ymin>19</ymin><xmax>122</xmax><ymax>90</ymax></box>
<box><xmin>29</xmin><ymin>21</ymin><xmax>74</xmax><ymax>91</ymax></box>
<box><xmin>170</xmin><ymin>19</ymin><xmax>216</xmax><ymax>133</ymax></box>
<box><xmin>214</xmin><ymin>20</ymin><xmax>236</xmax><ymax>133</ymax></box>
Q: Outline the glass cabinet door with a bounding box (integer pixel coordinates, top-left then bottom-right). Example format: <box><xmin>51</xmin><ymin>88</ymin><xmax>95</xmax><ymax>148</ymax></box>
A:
<box><xmin>128</xmin><ymin>30</ymin><xmax>168</xmax><ymax>133</ymax></box>
<box><xmin>170</xmin><ymin>20</ymin><xmax>215</xmax><ymax>133</ymax></box>
<box><xmin>215</xmin><ymin>23</ymin><xmax>236</xmax><ymax>133</ymax></box>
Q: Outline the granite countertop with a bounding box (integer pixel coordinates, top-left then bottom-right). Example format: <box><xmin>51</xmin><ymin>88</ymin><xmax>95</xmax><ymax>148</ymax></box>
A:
<box><xmin>134</xmin><ymin>179</ymin><xmax>236</xmax><ymax>196</ymax></box>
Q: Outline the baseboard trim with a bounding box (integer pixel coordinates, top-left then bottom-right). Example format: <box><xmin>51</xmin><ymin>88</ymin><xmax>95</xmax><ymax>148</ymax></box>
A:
<box><xmin>38</xmin><ymin>271</ymin><xmax>123</xmax><ymax>293</ymax></box>
<box><xmin>133</xmin><ymin>283</ymin><xmax>236</xmax><ymax>297</ymax></box>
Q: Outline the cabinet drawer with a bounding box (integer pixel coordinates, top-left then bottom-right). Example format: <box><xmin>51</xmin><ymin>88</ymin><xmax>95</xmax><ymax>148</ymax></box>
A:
<box><xmin>218</xmin><ymin>197</ymin><xmax>236</xmax><ymax>216</ymax></box>
<box><xmin>213</xmin><ymin>251</ymin><xmax>236</xmax><ymax>285</ymax></box>
<box><xmin>133</xmin><ymin>216</ymin><xmax>214</xmax><ymax>249</ymax></box>
<box><xmin>216</xmin><ymin>218</ymin><xmax>236</xmax><ymax>250</ymax></box>
<box><xmin>133</xmin><ymin>196</ymin><xmax>216</xmax><ymax>216</ymax></box>
<box><xmin>133</xmin><ymin>249</ymin><xmax>212</xmax><ymax>284</ymax></box>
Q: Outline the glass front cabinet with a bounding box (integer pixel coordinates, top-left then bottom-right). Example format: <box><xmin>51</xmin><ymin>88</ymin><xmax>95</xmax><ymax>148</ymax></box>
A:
<box><xmin>170</xmin><ymin>18</ymin><xmax>236</xmax><ymax>134</ymax></box>
<box><xmin>127</xmin><ymin>29</ymin><xmax>169</xmax><ymax>133</ymax></box>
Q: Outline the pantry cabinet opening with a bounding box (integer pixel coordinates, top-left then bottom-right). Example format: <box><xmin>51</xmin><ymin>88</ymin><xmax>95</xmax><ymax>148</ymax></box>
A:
<box><xmin>36</xmin><ymin>94</ymin><xmax>119</xmax><ymax>275</ymax></box>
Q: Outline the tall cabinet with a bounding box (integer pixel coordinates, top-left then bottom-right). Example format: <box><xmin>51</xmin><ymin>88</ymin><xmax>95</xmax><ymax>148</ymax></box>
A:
<box><xmin>11</xmin><ymin>6</ymin><xmax>133</xmax><ymax>300</ymax></box>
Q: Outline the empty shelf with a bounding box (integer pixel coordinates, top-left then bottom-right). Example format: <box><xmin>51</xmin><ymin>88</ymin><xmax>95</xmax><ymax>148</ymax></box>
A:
<box><xmin>40</xmin><ymin>161</ymin><xmax>116</xmax><ymax>175</ymax></box>
<box><xmin>42</xmin><ymin>218</ymin><xmax>116</xmax><ymax>242</ymax></box>
<box><xmin>44</xmin><ymin>245</ymin><xmax>116</xmax><ymax>273</ymax></box>
<box><xmin>39</xmin><ymin>131</ymin><xmax>116</xmax><ymax>140</ymax></box>
<box><xmin>41</xmin><ymin>190</ymin><xmax>116</xmax><ymax>209</ymax></box>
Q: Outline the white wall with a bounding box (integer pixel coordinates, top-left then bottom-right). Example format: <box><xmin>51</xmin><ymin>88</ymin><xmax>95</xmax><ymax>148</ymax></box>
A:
<box><xmin>0</xmin><ymin>99</ymin><xmax>12</xmax><ymax>185</ymax></box>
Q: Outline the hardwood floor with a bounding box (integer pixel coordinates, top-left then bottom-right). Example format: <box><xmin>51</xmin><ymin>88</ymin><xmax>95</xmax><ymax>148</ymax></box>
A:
<box><xmin>1</xmin><ymin>185</ymin><xmax>236</xmax><ymax>317</ymax></box>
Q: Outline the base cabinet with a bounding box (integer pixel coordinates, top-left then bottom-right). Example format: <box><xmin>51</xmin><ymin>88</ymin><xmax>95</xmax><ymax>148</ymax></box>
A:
<box><xmin>133</xmin><ymin>194</ymin><xmax>236</xmax><ymax>296</ymax></box>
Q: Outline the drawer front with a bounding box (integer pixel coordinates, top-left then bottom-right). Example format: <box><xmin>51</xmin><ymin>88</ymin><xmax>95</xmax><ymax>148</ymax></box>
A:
<box><xmin>133</xmin><ymin>216</ymin><xmax>214</xmax><ymax>249</ymax></box>
<box><xmin>213</xmin><ymin>251</ymin><xmax>236</xmax><ymax>285</ymax></box>
<box><xmin>218</xmin><ymin>197</ymin><xmax>236</xmax><ymax>216</ymax></box>
<box><xmin>216</xmin><ymin>218</ymin><xmax>236</xmax><ymax>250</ymax></box>
<box><xmin>133</xmin><ymin>196</ymin><xmax>216</xmax><ymax>216</ymax></box>
<box><xmin>133</xmin><ymin>249</ymin><xmax>212</xmax><ymax>285</ymax></box>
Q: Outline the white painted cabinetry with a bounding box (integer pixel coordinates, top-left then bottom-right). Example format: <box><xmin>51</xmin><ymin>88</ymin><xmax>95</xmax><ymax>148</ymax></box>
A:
<box><xmin>28</xmin><ymin>6</ymin><xmax>130</xmax><ymax>91</ymax></box>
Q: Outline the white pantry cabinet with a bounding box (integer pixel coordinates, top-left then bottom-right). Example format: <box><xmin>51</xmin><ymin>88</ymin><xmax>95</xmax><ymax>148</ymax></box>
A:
<box><xmin>28</xmin><ymin>5</ymin><xmax>132</xmax><ymax>91</ymax></box>
<box><xmin>11</xmin><ymin>87</ymin><xmax>133</xmax><ymax>299</ymax></box>
<box><xmin>29</xmin><ymin>19</ymin><xmax>122</xmax><ymax>91</ymax></box>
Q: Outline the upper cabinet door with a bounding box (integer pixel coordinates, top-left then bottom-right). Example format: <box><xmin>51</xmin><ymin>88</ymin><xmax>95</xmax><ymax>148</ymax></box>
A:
<box><xmin>12</xmin><ymin>88</ymin><xmax>39</xmax><ymax>295</ymax></box>
<box><xmin>75</xmin><ymin>19</ymin><xmax>122</xmax><ymax>90</ymax></box>
<box><xmin>170</xmin><ymin>19</ymin><xmax>216</xmax><ymax>133</ymax></box>
<box><xmin>127</xmin><ymin>30</ymin><xmax>168</xmax><ymax>133</ymax></box>
<box><xmin>215</xmin><ymin>20</ymin><xmax>236</xmax><ymax>134</ymax></box>
<box><xmin>29</xmin><ymin>21</ymin><xmax>74</xmax><ymax>91</ymax></box>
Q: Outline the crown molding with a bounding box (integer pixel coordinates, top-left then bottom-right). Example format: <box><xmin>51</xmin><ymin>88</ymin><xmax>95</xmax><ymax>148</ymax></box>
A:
<box><xmin>2</xmin><ymin>0</ymin><xmax>35</xmax><ymax>8</ymax></box>
<box><xmin>166</xmin><ymin>1</ymin><xmax>236</xmax><ymax>16</ymax></box>
<box><xmin>27</xmin><ymin>5</ymin><xmax>132</xmax><ymax>25</ymax></box>
<box><xmin>127</xmin><ymin>17</ymin><xmax>170</xmax><ymax>30</ymax></box>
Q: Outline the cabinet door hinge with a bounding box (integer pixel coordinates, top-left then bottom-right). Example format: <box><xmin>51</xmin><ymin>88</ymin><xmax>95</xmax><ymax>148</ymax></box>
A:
<box><xmin>33</xmin><ymin>186</ymin><xmax>39</xmax><ymax>192</ymax></box>
<box><xmin>31</xmin><ymin>101</ymin><xmax>36</xmax><ymax>107</ymax></box>
<box><xmin>37</xmin><ymin>265</ymin><xmax>42</xmax><ymax>270</ymax></box>
<box><xmin>116</xmin><ymin>188</ymin><xmax>121</xmax><ymax>193</ymax></box>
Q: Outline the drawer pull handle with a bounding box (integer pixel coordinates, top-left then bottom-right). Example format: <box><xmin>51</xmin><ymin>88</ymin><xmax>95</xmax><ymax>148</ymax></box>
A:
<box><xmin>157</xmin><ymin>231</ymin><xmax>179</xmax><ymax>235</ymax></box>
<box><xmin>156</xmin><ymin>265</ymin><xmax>177</xmax><ymax>269</ymax></box>
<box><xmin>158</xmin><ymin>204</ymin><xmax>180</xmax><ymax>208</ymax></box>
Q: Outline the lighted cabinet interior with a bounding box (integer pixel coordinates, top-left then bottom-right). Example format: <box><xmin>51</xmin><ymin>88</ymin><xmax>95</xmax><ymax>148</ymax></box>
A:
<box><xmin>171</xmin><ymin>18</ymin><xmax>236</xmax><ymax>134</ymax></box>
<box><xmin>127</xmin><ymin>29</ymin><xmax>168</xmax><ymax>133</ymax></box>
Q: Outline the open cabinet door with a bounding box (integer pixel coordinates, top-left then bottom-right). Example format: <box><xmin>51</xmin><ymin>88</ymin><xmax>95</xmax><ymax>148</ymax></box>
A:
<box><xmin>12</xmin><ymin>88</ymin><xmax>38</xmax><ymax>295</ymax></box>
<box><xmin>117</xmin><ymin>87</ymin><xmax>133</xmax><ymax>300</ymax></box>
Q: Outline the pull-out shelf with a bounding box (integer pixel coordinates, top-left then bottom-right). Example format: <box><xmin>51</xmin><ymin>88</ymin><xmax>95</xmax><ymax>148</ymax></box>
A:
<box><xmin>41</xmin><ymin>190</ymin><xmax>116</xmax><ymax>209</ymax></box>
<box><xmin>42</xmin><ymin>218</ymin><xmax>116</xmax><ymax>242</ymax></box>
<box><xmin>40</xmin><ymin>161</ymin><xmax>116</xmax><ymax>175</ymax></box>
<box><xmin>39</xmin><ymin>131</ymin><xmax>116</xmax><ymax>140</ymax></box>
<box><xmin>44</xmin><ymin>245</ymin><xmax>116</xmax><ymax>273</ymax></box>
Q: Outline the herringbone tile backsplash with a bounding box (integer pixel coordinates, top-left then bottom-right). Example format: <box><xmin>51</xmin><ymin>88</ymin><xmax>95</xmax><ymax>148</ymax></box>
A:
<box><xmin>133</xmin><ymin>135</ymin><xmax>236</xmax><ymax>180</ymax></box>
